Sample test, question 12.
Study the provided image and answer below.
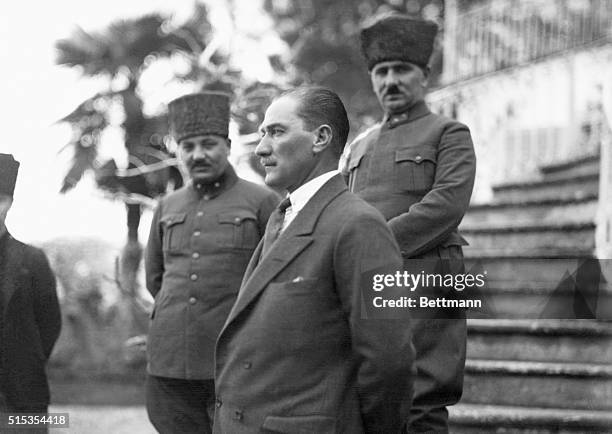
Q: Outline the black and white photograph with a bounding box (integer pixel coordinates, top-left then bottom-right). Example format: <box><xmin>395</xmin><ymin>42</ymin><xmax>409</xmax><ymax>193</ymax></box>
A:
<box><xmin>1</xmin><ymin>0</ymin><xmax>611</xmax><ymax>432</ymax></box>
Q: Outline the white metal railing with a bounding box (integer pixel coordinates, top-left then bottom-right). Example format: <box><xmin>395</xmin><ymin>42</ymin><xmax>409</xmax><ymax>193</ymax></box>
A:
<box><xmin>444</xmin><ymin>0</ymin><xmax>612</xmax><ymax>84</ymax></box>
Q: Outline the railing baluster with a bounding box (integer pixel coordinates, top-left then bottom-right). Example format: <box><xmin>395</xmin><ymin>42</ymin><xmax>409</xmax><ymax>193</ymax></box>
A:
<box><xmin>447</xmin><ymin>0</ymin><xmax>611</xmax><ymax>83</ymax></box>
<box><xmin>553</xmin><ymin>0</ymin><xmax>561</xmax><ymax>54</ymax></box>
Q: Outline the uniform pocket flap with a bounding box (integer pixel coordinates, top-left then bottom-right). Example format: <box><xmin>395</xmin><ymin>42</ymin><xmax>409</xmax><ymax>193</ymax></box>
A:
<box><xmin>161</xmin><ymin>212</ymin><xmax>186</xmax><ymax>227</ymax></box>
<box><xmin>348</xmin><ymin>153</ymin><xmax>364</xmax><ymax>171</ymax></box>
<box><xmin>262</xmin><ymin>414</ymin><xmax>336</xmax><ymax>433</ymax></box>
<box><xmin>395</xmin><ymin>148</ymin><xmax>437</xmax><ymax>164</ymax></box>
<box><xmin>218</xmin><ymin>211</ymin><xmax>256</xmax><ymax>225</ymax></box>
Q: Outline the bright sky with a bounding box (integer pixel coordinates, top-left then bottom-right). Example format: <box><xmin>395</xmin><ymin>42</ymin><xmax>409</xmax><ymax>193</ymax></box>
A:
<box><xmin>0</xmin><ymin>0</ymin><xmax>280</xmax><ymax>246</ymax></box>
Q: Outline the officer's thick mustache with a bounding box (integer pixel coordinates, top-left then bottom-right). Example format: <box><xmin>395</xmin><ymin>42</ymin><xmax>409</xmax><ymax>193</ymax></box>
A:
<box><xmin>190</xmin><ymin>162</ymin><xmax>211</xmax><ymax>169</ymax></box>
<box><xmin>384</xmin><ymin>85</ymin><xmax>401</xmax><ymax>95</ymax></box>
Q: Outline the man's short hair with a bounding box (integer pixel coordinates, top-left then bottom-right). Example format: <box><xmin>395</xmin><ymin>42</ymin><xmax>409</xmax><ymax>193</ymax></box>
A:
<box><xmin>280</xmin><ymin>86</ymin><xmax>350</xmax><ymax>157</ymax></box>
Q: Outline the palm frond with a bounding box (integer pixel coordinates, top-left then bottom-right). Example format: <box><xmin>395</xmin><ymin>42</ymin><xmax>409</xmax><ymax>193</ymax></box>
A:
<box><xmin>60</xmin><ymin>142</ymin><xmax>97</xmax><ymax>193</ymax></box>
<box><xmin>55</xmin><ymin>26</ymin><xmax>116</xmax><ymax>76</ymax></box>
<box><xmin>57</xmin><ymin>94</ymin><xmax>109</xmax><ymax>125</ymax></box>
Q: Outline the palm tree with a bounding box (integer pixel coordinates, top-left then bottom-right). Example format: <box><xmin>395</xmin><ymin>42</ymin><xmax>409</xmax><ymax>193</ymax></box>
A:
<box><xmin>55</xmin><ymin>4</ymin><xmax>216</xmax><ymax>334</ymax></box>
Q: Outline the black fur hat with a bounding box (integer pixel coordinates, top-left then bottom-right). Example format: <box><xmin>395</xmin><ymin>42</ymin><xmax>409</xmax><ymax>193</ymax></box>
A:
<box><xmin>360</xmin><ymin>14</ymin><xmax>438</xmax><ymax>70</ymax></box>
<box><xmin>168</xmin><ymin>92</ymin><xmax>231</xmax><ymax>142</ymax></box>
<box><xmin>0</xmin><ymin>154</ymin><xmax>19</xmax><ymax>197</ymax></box>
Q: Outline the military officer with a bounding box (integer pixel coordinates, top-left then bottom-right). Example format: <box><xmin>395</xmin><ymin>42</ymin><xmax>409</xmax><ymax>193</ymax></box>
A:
<box><xmin>0</xmin><ymin>154</ymin><xmax>62</xmax><ymax>427</ymax></box>
<box><xmin>144</xmin><ymin>91</ymin><xmax>279</xmax><ymax>434</ymax></box>
<box><xmin>342</xmin><ymin>14</ymin><xmax>477</xmax><ymax>433</ymax></box>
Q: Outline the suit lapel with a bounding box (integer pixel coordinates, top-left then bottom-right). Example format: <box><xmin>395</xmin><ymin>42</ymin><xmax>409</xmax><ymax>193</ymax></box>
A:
<box><xmin>1</xmin><ymin>236</ymin><xmax>25</xmax><ymax>314</ymax></box>
<box><xmin>224</xmin><ymin>175</ymin><xmax>348</xmax><ymax>327</ymax></box>
<box><xmin>239</xmin><ymin>238</ymin><xmax>264</xmax><ymax>289</ymax></box>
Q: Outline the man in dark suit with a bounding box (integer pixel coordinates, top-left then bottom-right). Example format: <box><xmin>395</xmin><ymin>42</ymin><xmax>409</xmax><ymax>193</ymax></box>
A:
<box><xmin>214</xmin><ymin>87</ymin><xmax>414</xmax><ymax>433</ymax></box>
<box><xmin>145</xmin><ymin>92</ymin><xmax>278</xmax><ymax>433</ymax></box>
<box><xmin>0</xmin><ymin>154</ymin><xmax>62</xmax><ymax>419</ymax></box>
<box><xmin>342</xmin><ymin>14</ymin><xmax>477</xmax><ymax>433</ymax></box>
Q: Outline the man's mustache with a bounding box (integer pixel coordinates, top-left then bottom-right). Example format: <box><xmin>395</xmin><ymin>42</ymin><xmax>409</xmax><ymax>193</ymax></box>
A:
<box><xmin>384</xmin><ymin>85</ymin><xmax>401</xmax><ymax>95</ymax></box>
<box><xmin>189</xmin><ymin>161</ymin><xmax>211</xmax><ymax>169</ymax></box>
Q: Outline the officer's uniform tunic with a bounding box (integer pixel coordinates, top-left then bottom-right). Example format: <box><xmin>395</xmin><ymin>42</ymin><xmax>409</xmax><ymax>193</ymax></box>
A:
<box><xmin>146</xmin><ymin>165</ymin><xmax>278</xmax><ymax>379</ymax></box>
<box><xmin>346</xmin><ymin>100</ymin><xmax>476</xmax><ymax>431</ymax></box>
<box><xmin>145</xmin><ymin>165</ymin><xmax>277</xmax><ymax>433</ymax></box>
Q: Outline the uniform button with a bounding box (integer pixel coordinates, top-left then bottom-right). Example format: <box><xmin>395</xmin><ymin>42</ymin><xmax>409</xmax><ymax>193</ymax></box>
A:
<box><xmin>214</xmin><ymin>182</ymin><xmax>220</xmax><ymax>187</ymax></box>
<box><xmin>197</xmin><ymin>211</ymin><xmax>204</xmax><ymax>217</ymax></box>
<box><xmin>233</xmin><ymin>410</ymin><xmax>243</xmax><ymax>421</ymax></box>
<box><xmin>215</xmin><ymin>399</ymin><xmax>222</xmax><ymax>408</ymax></box>
<box><xmin>234</xmin><ymin>217</ymin><xmax>241</xmax><ymax>223</ymax></box>
<box><xmin>193</xmin><ymin>231</ymin><xmax>201</xmax><ymax>237</ymax></box>
<box><xmin>190</xmin><ymin>274</ymin><xmax>198</xmax><ymax>281</ymax></box>
<box><xmin>243</xmin><ymin>361</ymin><xmax>252</xmax><ymax>369</ymax></box>
<box><xmin>189</xmin><ymin>297</ymin><xmax>197</xmax><ymax>304</ymax></box>
<box><xmin>415</xmin><ymin>155</ymin><xmax>422</xmax><ymax>161</ymax></box>
<box><xmin>192</xmin><ymin>252</ymin><xmax>200</xmax><ymax>259</ymax></box>
<box><xmin>203</xmin><ymin>194</ymin><xmax>210</xmax><ymax>200</ymax></box>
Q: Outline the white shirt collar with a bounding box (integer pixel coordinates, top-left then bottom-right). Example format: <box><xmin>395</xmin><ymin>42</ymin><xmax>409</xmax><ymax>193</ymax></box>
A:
<box><xmin>282</xmin><ymin>170</ymin><xmax>338</xmax><ymax>231</ymax></box>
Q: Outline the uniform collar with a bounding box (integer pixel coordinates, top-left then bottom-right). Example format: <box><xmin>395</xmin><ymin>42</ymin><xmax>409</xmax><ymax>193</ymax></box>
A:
<box><xmin>383</xmin><ymin>100</ymin><xmax>431</xmax><ymax>129</ymax></box>
<box><xmin>189</xmin><ymin>164</ymin><xmax>238</xmax><ymax>200</ymax></box>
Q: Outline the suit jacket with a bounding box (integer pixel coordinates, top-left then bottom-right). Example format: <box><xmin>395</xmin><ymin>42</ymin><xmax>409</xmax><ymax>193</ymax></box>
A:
<box><xmin>0</xmin><ymin>234</ymin><xmax>61</xmax><ymax>411</ymax></box>
<box><xmin>214</xmin><ymin>175</ymin><xmax>414</xmax><ymax>434</ymax></box>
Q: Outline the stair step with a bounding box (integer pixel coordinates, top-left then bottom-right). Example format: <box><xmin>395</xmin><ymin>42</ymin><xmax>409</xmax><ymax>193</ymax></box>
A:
<box><xmin>449</xmin><ymin>403</ymin><xmax>612</xmax><ymax>433</ymax></box>
<box><xmin>466</xmin><ymin>284</ymin><xmax>610</xmax><ymax>320</ymax></box>
<box><xmin>464</xmin><ymin>248</ymin><xmax>596</xmax><ymax>259</ymax></box>
<box><xmin>462</xmin><ymin>222</ymin><xmax>596</xmax><ymax>257</ymax></box>
<box><xmin>464</xmin><ymin>257</ymin><xmax>603</xmax><ymax>290</ymax></box>
<box><xmin>467</xmin><ymin>319</ymin><xmax>612</xmax><ymax>363</ymax></box>
<box><xmin>462</xmin><ymin>196</ymin><xmax>597</xmax><ymax>230</ymax></box>
<box><xmin>539</xmin><ymin>152</ymin><xmax>600</xmax><ymax>180</ymax></box>
<box><xmin>462</xmin><ymin>359</ymin><xmax>612</xmax><ymax>410</ymax></box>
<box><xmin>492</xmin><ymin>173</ymin><xmax>599</xmax><ymax>202</ymax></box>
<box><xmin>464</xmin><ymin>257</ymin><xmax>603</xmax><ymax>282</ymax></box>
<box><xmin>462</xmin><ymin>257</ymin><xmax>612</xmax><ymax>319</ymax></box>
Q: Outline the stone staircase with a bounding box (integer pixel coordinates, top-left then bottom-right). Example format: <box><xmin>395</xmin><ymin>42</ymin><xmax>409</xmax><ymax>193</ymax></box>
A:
<box><xmin>449</xmin><ymin>153</ymin><xmax>612</xmax><ymax>433</ymax></box>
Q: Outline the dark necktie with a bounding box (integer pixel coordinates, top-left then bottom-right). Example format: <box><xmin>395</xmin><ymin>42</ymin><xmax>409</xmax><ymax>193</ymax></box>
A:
<box><xmin>261</xmin><ymin>197</ymin><xmax>292</xmax><ymax>258</ymax></box>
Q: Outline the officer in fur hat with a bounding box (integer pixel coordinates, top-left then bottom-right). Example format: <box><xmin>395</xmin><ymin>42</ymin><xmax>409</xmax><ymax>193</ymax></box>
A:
<box><xmin>342</xmin><ymin>14</ymin><xmax>477</xmax><ymax>433</ymax></box>
<box><xmin>0</xmin><ymin>154</ymin><xmax>61</xmax><ymax>424</ymax></box>
<box><xmin>144</xmin><ymin>92</ymin><xmax>278</xmax><ymax>433</ymax></box>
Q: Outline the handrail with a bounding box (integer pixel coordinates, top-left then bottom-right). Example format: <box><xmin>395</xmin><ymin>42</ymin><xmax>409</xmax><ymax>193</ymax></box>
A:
<box><xmin>443</xmin><ymin>0</ymin><xmax>612</xmax><ymax>84</ymax></box>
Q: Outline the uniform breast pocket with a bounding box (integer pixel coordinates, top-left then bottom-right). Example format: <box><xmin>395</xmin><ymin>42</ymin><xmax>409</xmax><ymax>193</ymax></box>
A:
<box><xmin>394</xmin><ymin>147</ymin><xmax>437</xmax><ymax>193</ymax></box>
<box><xmin>217</xmin><ymin>211</ymin><xmax>260</xmax><ymax>249</ymax></box>
<box><xmin>161</xmin><ymin>213</ymin><xmax>187</xmax><ymax>253</ymax></box>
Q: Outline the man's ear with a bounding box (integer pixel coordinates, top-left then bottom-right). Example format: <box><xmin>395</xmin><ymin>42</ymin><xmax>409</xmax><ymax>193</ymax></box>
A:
<box><xmin>313</xmin><ymin>125</ymin><xmax>333</xmax><ymax>154</ymax></box>
<box><xmin>421</xmin><ymin>66</ymin><xmax>431</xmax><ymax>87</ymax></box>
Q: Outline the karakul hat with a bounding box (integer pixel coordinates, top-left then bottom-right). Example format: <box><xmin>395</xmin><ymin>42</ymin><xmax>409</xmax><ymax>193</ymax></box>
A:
<box><xmin>168</xmin><ymin>91</ymin><xmax>231</xmax><ymax>142</ymax></box>
<box><xmin>360</xmin><ymin>14</ymin><xmax>438</xmax><ymax>70</ymax></box>
<box><xmin>0</xmin><ymin>154</ymin><xmax>19</xmax><ymax>197</ymax></box>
